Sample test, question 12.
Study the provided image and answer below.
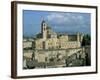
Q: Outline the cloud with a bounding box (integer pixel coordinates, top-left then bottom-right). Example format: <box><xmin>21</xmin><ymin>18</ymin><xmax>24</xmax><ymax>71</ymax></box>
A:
<box><xmin>46</xmin><ymin>13</ymin><xmax>69</xmax><ymax>24</ymax></box>
<box><xmin>45</xmin><ymin>12</ymin><xmax>89</xmax><ymax>27</ymax></box>
<box><xmin>44</xmin><ymin>12</ymin><xmax>90</xmax><ymax>34</ymax></box>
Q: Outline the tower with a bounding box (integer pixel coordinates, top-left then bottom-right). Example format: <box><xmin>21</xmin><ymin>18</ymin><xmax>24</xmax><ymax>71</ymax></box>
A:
<box><xmin>41</xmin><ymin>20</ymin><xmax>47</xmax><ymax>40</ymax></box>
<box><xmin>77</xmin><ymin>32</ymin><xmax>80</xmax><ymax>42</ymax></box>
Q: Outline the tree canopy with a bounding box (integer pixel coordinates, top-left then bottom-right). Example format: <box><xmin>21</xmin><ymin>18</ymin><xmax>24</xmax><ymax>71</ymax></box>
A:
<box><xmin>81</xmin><ymin>34</ymin><xmax>91</xmax><ymax>46</ymax></box>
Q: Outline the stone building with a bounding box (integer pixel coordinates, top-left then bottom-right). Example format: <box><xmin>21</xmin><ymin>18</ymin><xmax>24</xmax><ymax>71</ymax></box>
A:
<box><xmin>23</xmin><ymin>20</ymin><xmax>85</xmax><ymax>69</ymax></box>
<box><xmin>34</xmin><ymin>20</ymin><xmax>83</xmax><ymax>50</ymax></box>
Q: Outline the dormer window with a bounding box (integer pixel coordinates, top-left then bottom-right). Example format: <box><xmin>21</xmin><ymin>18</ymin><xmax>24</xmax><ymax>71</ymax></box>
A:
<box><xmin>44</xmin><ymin>27</ymin><xmax>45</xmax><ymax>31</ymax></box>
<box><xmin>43</xmin><ymin>23</ymin><xmax>45</xmax><ymax>27</ymax></box>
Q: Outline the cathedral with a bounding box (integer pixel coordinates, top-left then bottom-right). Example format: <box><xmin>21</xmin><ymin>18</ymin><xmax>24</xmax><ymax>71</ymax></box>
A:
<box><xmin>34</xmin><ymin>20</ymin><xmax>83</xmax><ymax>50</ymax></box>
<box><xmin>23</xmin><ymin>20</ymin><xmax>86</xmax><ymax>69</ymax></box>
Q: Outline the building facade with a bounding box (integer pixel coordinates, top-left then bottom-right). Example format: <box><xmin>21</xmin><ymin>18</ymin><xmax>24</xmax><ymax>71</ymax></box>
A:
<box><xmin>34</xmin><ymin>20</ymin><xmax>83</xmax><ymax>50</ymax></box>
<box><xmin>23</xmin><ymin>20</ymin><xmax>86</xmax><ymax>69</ymax></box>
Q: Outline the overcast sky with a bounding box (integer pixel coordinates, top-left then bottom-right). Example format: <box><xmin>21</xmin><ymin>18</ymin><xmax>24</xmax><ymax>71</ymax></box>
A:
<box><xmin>23</xmin><ymin>10</ymin><xmax>91</xmax><ymax>37</ymax></box>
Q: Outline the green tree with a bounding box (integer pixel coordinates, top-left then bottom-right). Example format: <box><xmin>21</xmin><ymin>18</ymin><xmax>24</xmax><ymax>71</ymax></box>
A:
<box><xmin>36</xmin><ymin>33</ymin><xmax>42</xmax><ymax>38</ymax></box>
<box><xmin>81</xmin><ymin>34</ymin><xmax>91</xmax><ymax>46</ymax></box>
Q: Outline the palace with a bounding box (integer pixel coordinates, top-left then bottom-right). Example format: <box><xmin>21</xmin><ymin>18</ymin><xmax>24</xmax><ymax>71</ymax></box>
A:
<box><xmin>32</xmin><ymin>20</ymin><xmax>83</xmax><ymax>50</ymax></box>
<box><xmin>23</xmin><ymin>20</ymin><xmax>86</xmax><ymax>69</ymax></box>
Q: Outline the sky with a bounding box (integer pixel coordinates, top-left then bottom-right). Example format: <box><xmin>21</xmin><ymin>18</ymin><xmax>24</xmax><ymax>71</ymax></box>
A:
<box><xmin>23</xmin><ymin>10</ymin><xmax>91</xmax><ymax>37</ymax></box>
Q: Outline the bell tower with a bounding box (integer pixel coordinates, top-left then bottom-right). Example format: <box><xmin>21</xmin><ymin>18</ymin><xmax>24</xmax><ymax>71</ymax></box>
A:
<box><xmin>41</xmin><ymin>20</ymin><xmax>47</xmax><ymax>40</ymax></box>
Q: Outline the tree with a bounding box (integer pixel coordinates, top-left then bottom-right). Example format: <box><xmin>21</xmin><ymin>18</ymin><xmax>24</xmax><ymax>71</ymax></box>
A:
<box><xmin>36</xmin><ymin>33</ymin><xmax>42</xmax><ymax>38</ymax></box>
<box><xmin>81</xmin><ymin>34</ymin><xmax>91</xmax><ymax>46</ymax></box>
